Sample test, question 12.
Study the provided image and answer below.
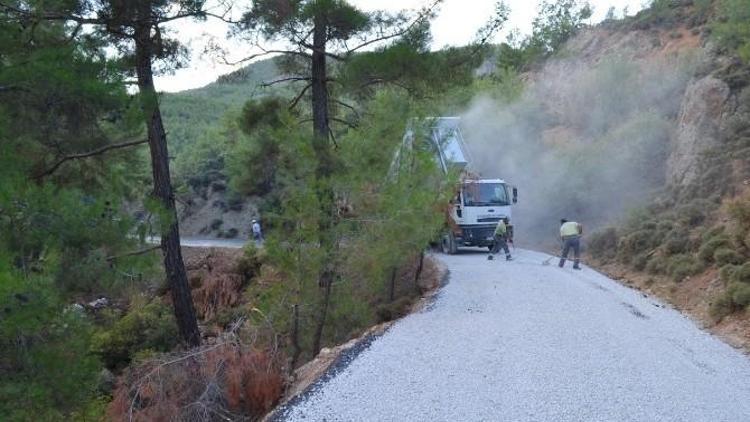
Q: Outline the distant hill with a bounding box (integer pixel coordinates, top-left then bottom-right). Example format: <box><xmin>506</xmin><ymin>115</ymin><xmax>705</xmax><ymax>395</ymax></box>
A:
<box><xmin>160</xmin><ymin>57</ymin><xmax>283</xmax><ymax>155</ymax></box>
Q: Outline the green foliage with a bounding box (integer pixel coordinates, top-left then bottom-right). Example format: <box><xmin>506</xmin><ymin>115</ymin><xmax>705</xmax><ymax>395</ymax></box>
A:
<box><xmin>0</xmin><ymin>257</ymin><xmax>102</xmax><ymax>421</ymax></box>
<box><xmin>698</xmin><ymin>235</ymin><xmax>732</xmax><ymax>263</ymax></box>
<box><xmin>528</xmin><ymin>0</ymin><xmax>593</xmax><ymax>55</ymax></box>
<box><xmin>91</xmin><ymin>300</ymin><xmax>180</xmax><ymax>370</ymax></box>
<box><xmin>495</xmin><ymin>0</ymin><xmax>592</xmax><ymax>70</ymax></box>
<box><xmin>588</xmin><ymin>228</ymin><xmax>619</xmax><ymax>261</ymax></box>
<box><xmin>714</xmin><ymin>247</ymin><xmax>745</xmax><ymax>266</ymax></box>
<box><xmin>713</xmin><ymin>0</ymin><xmax>750</xmax><ymax>62</ymax></box>
<box><xmin>667</xmin><ymin>253</ymin><xmax>704</xmax><ymax>282</ymax></box>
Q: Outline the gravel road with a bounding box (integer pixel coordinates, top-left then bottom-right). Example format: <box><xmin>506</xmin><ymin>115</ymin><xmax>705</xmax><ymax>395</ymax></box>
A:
<box><xmin>277</xmin><ymin>249</ymin><xmax>750</xmax><ymax>422</ymax></box>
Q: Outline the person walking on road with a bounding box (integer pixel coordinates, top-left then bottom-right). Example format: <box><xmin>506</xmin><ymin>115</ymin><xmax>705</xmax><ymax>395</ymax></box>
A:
<box><xmin>559</xmin><ymin>218</ymin><xmax>582</xmax><ymax>269</ymax></box>
<box><xmin>489</xmin><ymin>217</ymin><xmax>512</xmax><ymax>261</ymax></box>
<box><xmin>251</xmin><ymin>219</ymin><xmax>263</xmax><ymax>245</ymax></box>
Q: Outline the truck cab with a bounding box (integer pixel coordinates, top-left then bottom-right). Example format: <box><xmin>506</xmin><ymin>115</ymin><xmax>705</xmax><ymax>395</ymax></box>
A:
<box><xmin>443</xmin><ymin>179</ymin><xmax>517</xmax><ymax>254</ymax></box>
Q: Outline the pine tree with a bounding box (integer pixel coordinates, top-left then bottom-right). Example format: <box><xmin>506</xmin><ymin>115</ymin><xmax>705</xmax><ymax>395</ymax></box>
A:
<box><xmin>1</xmin><ymin>0</ymin><xmax>214</xmax><ymax>346</ymax></box>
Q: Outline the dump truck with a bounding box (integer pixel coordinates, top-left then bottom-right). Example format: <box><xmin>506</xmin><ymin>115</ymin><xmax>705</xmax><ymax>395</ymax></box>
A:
<box><xmin>401</xmin><ymin>117</ymin><xmax>518</xmax><ymax>254</ymax></box>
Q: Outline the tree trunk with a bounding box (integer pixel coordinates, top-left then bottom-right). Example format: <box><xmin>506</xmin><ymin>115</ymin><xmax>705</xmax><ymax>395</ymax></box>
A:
<box><xmin>414</xmin><ymin>250</ymin><xmax>425</xmax><ymax>292</ymax></box>
<box><xmin>290</xmin><ymin>304</ymin><xmax>301</xmax><ymax>370</ymax></box>
<box><xmin>389</xmin><ymin>266</ymin><xmax>398</xmax><ymax>302</ymax></box>
<box><xmin>312</xmin><ymin>276</ymin><xmax>332</xmax><ymax>356</ymax></box>
<box><xmin>310</xmin><ymin>15</ymin><xmax>336</xmax><ymax>357</ymax></box>
<box><xmin>311</xmin><ymin>15</ymin><xmax>331</xmax><ymax>156</ymax></box>
<box><xmin>134</xmin><ymin>21</ymin><xmax>200</xmax><ymax>347</ymax></box>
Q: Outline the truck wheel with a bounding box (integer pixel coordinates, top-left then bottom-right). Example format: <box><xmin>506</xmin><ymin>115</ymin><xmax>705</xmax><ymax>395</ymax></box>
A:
<box><xmin>441</xmin><ymin>232</ymin><xmax>458</xmax><ymax>255</ymax></box>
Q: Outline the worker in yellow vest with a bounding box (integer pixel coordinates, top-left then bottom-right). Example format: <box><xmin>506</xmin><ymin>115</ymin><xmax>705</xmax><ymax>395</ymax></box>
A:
<box><xmin>559</xmin><ymin>219</ymin><xmax>582</xmax><ymax>270</ymax></box>
<box><xmin>488</xmin><ymin>217</ymin><xmax>512</xmax><ymax>261</ymax></box>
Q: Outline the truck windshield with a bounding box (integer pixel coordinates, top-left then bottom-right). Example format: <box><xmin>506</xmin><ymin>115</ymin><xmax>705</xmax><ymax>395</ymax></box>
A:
<box><xmin>463</xmin><ymin>183</ymin><xmax>510</xmax><ymax>206</ymax></box>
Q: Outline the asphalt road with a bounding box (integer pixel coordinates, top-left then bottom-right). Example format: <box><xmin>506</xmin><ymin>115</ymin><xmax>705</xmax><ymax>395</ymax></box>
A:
<box><xmin>277</xmin><ymin>249</ymin><xmax>750</xmax><ymax>422</ymax></box>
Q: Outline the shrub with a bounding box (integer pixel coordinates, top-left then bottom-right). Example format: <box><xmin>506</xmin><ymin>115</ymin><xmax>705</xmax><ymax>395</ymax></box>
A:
<box><xmin>729</xmin><ymin>282</ymin><xmax>750</xmax><ymax>307</ymax></box>
<box><xmin>645</xmin><ymin>255</ymin><xmax>669</xmax><ymax>275</ymax></box>
<box><xmin>618</xmin><ymin>229</ymin><xmax>660</xmax><ymax>263</ymax></box>
<box><xmin>728</xmin><ymin>197</ymin><xmax>750</xmax><ymax>232</ymax></box>
<box><xmin>210</xmin><ymin>218</ymin><xmax>224</xmax><ymax>230</ymax></box>
<box><xmin>108</xmin><ymin>342</ymin><xmax>284</xmax><ymax>421</ymax></box>
<box><xmin>667</xmin><ymin>254</ymin><xmax>704</xmax><ymax>282</ymax></box>
<box><xmin>701</xmin><ymin>226</ymin><xmax>726</xmax><ymax>243</ymax></box>
<box><xmin>237</xmin><ymin>243</ymin><xmax>266</xmax><ymax>281</ymax></box>
<box><xmin>632</xmin><ymin>253</ymin><xmax>649</xmax><ymax>271</ymax></box>
<box><xmin>709</xmin><ymin>292</ymin><xmax>735</xmax><ymax>320</ymax></box>
<box><xmin>376</xmin><ymin>296</ymin><xmax>414</xmax><ymax>323</ymax></box>
<box><xmin>663</xmin><ymin>231</ymin><xmax>690</xmax><ymax>256</ymax></box>
<box><xmin>91</xmin><ymin>300</ymin><xmax>179</xmax><ymax>370</ymax></box>
<box><xmin>588</xmin><ymin>228</ymin><xmax>618</xmax><ymax>261</ymax></box>
<box><xmin>714</xmin><ymin>247</ymin><xmax>745</xmax><ymax>266</ymax></box>
<box><xmin>720</xmin><ymin>264</ymin><xmax>740</xmax><ymax>283</ymax></box>
<box><xmin>698</xmin><ymin>235</ymin><xmax>731</xmax><ymax>262</ymax></box>
<box><xmin>734</xmin><ymin>262</ymin><xmax>750</xmax><ymax>284</ymax></box>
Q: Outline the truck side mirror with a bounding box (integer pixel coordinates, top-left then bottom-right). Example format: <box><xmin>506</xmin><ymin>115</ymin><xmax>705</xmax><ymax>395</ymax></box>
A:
<box><xmin>512</xmin><ymin>187</ymin><xmax>518</xmax><ymax>204</ymax></box>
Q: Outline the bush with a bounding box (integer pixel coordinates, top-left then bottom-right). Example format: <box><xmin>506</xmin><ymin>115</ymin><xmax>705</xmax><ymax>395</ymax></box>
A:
<box><xmin>645</xmin><ymin>255</ymin><xmax>669</xmax><ymax>275</ymax></box>
<box><xmin>376</xmin><ymin>296</ymin><xmax>414</xmax><ymax>323</ymax></box>
<box><xmin>714</xmin><ymin>248</ymin><xmax>745</xmax><ymax>266</ymax></box>
<box><xmin>108</xmin><ymin>342</ymin><xmax>284</xmax><ymax>421</ymax></box>
<box><xmin>237</xmin><ymin>243</ymin><xmax>266</xmax><ymax>281</ymax></box>
<box><xmin>698</xmin><ymin>235</ymin><xmax>731</xmax><ymax>263</ymax></box>
<box><xmin>210</xmin><ymin>218</ymin><xmax>224</xmax><ymax>230</ymax></box>
<box><xmin>618</xmin><ymin>229</ymin><xmax>660</xmax><ymax>263</ymax></box>
<box><xmin>702</xmin><ymin>226</ymin><xmax>727</xmax><ymax>243</ymax></box>
<box><xmin>667</xmin><ymin>254</ymin><xmax>704</xmax><ymax>282</ymax></box>
<box><xmin>734</xmin><ymin>262</ymin><xmax>750</xmax><ymax>284</ymax></box>
<box><xmin>588</xmin><ymin>228</ymin><xmax>618</xmax><ymax>261</ymax></box>
<box><xmin>663</xmin><ymin>231</ymin><xmax>690</xmax><ymax>256</ymax></box>
<box><xmin>720</xmin><ymin>264</ymin><xmax>740</xmax><ymax>283</ymax></box>
<box><xmin>709</xmin><ymin>292</ymin><xmax>735</xmax><ymax>320</ymax></box>
<box><xmin>91</xmin><ymin>300</ymin><xmax>180</xmax><ymax>370</ymax></box>
<box><xmin>729</xmin><ymin>281</ymin><xmax>750</xmax><ymax>307</ymax></box>
<box><xmin>632</xmin><ymin>253</ymin><xmax>649</xmax><ymax>271</ymax></box>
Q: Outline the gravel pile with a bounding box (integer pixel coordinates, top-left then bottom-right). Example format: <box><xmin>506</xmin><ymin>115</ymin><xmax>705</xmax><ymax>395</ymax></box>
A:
<box><xmin>279</xmin><ymin>249</ymin><xmax>750</xmax><ymax>422</ymax></box>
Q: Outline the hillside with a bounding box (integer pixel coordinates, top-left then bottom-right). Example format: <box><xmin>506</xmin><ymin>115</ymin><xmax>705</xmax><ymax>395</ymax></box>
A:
<box><xmin>161</xmin><ymin>57</ymin><xmax>281</xmax><ymax>156</ymax></box>
<box><xmin>159</xmin><ymin>58</ymin><xmax>288</xmax><ymax>238</ymax></box>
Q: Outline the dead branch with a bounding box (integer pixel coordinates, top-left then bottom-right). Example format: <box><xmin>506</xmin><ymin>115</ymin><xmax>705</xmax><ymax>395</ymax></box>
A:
<box><xmin>345</xmin><ymin>0</ymin><xmax>442</xmax><ymax>55</ymax></box>
<box><xmin>106</xmin><ymin>245</ymin><xmax>161</xmax><ymax>262</ymax></box>
<box><xmin>261</xmin><ymin>76</ymin><xmax>312</xmax><ymax>87</ymax></box>
<box><xmin>289</xmin><ymin>83</ymin><xmax>313</xmax><ymax>110</ymax></box>
<box><xmin>35</xmin><ymin>139</ymin><xmax>147</xmax><ymax>179</ymax></box>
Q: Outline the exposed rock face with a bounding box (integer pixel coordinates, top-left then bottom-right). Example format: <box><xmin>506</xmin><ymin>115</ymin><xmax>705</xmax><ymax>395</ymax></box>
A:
<box><xmin>177</xmin><ymin>185</ymin><xmax>259</xmax><ymax>239</ymax></box>
<box><xmin>667</xmin><ymin>75</ymin><xmax>731</xmax><ymax>186</ymax></box>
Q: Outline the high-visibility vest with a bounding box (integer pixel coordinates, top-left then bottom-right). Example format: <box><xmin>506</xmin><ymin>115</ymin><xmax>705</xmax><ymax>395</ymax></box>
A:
<box><xmin>495</xmin><ymin>220</ymin><xmax>507</xmax><ymax>235</ymax></box>
<box><xmin>560</xmin><ymin>222</ymin><xmax>581</xmax><ymax>237</ymax></box>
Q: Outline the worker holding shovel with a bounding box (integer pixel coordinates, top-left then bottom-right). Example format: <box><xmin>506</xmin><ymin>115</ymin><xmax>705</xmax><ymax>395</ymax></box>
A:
<box><xmin>488</xmin><ymin>217</ymin><xmax>512</xmax><ymax>261</ymax></box>
<box><xmin>559</xmin><ymin>218</ymin><xmax>582</xmax><ymax>269</ymax></box>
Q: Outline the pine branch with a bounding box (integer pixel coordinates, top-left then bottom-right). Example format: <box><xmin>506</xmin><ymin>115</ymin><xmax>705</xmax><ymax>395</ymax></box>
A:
<box><xmin>106</xmin><ymin>245</ymin><xmax>161</xmax><ymax>262</ymax></box>
<box><xmin>289</xmin><ymin>83</ymin><xmax>313</xmax><ymax>110</ymax></box>
<box><xmin>35</xmin><ymin>139</ymin><xmax>148</xmax><ymax>179</ymax></box>
<box><xmin>345</xmin><ymin>0</ymin><xmax>443</xmax><ymax>55</ymax></box>
<box><xmin>261</xmin><ymin>76</ymin><xmax>312</xmax><ymax>87</ymax></box>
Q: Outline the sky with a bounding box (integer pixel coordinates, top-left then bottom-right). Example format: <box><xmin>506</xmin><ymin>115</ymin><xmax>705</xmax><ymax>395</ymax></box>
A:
<box><xmin>157</xmin><ymin>0</ymin><xmax>648</xmax><ymax>93</ymax></box>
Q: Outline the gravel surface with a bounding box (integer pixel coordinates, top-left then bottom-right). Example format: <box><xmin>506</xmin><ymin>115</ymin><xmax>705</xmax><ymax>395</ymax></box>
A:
<box><xmin>279</xmin><ymin>249</ymin><xmax>750</xmax><ymax>422</ymax></box>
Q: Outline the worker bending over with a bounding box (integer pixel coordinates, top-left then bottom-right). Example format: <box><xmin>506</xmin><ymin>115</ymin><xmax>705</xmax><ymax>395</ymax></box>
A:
<box><xmin>489</xmin><ymin>217</ymin><xmax>512</xmax><ymax>261</ymax></box>
<box><xmin>559</xmin><ymin>218</ymin><xmax>582</xmax><ymax>270</ymax></box>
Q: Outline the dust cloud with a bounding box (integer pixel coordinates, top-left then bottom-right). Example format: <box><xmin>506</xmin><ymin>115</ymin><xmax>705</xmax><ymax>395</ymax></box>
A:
<box><xmin>461</xmin><ymin>53</ymin><xmax>695</xmax><ymax>248</ymax></box>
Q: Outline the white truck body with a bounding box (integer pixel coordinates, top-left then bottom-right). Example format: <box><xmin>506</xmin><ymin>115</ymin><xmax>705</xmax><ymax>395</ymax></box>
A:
<box><xmin>404</xmin><ymin>117</ymin><xmax>517</xmax><ymax>253</ymax></box>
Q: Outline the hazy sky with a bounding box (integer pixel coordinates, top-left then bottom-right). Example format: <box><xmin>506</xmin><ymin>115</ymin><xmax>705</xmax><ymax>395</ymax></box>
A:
<box><xmin>157</xmin><ymin>0</ymin><xmax>647</xmax><ymax>92</ymax></box>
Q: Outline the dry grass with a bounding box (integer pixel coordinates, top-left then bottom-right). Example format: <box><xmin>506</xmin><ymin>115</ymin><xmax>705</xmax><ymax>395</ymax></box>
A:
<box><xmin>107</xmin><ymin>330</ymin><xmax>284</xmax><ymax>422</ymax></box>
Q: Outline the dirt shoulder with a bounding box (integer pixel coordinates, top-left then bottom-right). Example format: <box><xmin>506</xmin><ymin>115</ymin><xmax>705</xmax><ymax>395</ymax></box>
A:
<box><xmin>593</xmin><ymin>261</ymin><xmax>750</xmax><ymax>353</ymax></box>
